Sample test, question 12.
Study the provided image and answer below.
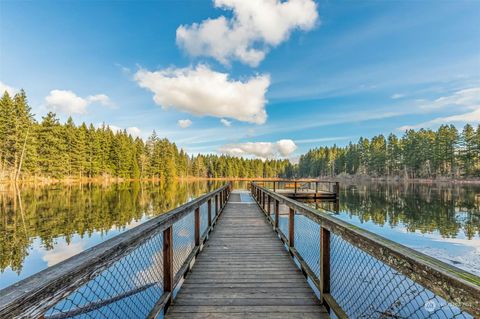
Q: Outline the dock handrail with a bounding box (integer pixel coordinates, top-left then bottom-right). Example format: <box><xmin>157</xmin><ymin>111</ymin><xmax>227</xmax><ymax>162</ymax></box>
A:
<box><xmin>251</xmin><ymin>182</ymin><xmax>480</xmax><ymax>318</ymax></box>
<box><xmin>253</xmin><ymin>179</ymin><xmax>339</xmax><ymax>197</ymax></box>
<box><xmin>0</xmin><ymin>183</ymin><xmax>232</xmax><ymax>319</ymax></box>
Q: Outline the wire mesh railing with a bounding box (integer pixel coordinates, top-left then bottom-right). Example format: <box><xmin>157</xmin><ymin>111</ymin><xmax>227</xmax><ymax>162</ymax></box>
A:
<box><xmin>0</xmin><ymin>183</ymin><xmax>231</xmax><ymax>319</ymax></box>
<box><xmin>251</xmin><ymin>182</ymin><xmax>480</xmax><ymax>319</ymax></box>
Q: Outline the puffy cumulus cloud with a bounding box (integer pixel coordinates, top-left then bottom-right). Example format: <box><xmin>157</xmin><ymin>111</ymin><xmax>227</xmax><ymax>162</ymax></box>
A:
<box><xmin>178</xmin><ymin>119</ymin><xmax>193</xmax><ymax>128</ymax></box>
<box><xmin>45</xmin><ymin>90</ymin><xmax>111</xmax><ymax>115</ymax></box>
<box><xmin>0</xmin><ymin>81</ymin><xmax>17</xmax><ymax>95</ymax></box>
<box><xmin>218</xmin><ymin>139</ymin><xmax>297</xmax><ymax>159</ymax></box>
<box><xmin>399</xmin><ymin>86</ymin><xmax>480</xmax><ymax>131</ymax></box>
<box><xmin>220</xmin><ymin>118</ymin><xmax>232</xmax><ymax>127</ymax></box>
<box><xmin>126</xmin><ymin>126</ymin><xmax>142</xmax><ymax>138</ymax></box>
<box><xmin>276</xmin><ymin>139</ymin><xmax>297</xmax><ymax>156</ymax></box>
<box><xmin>135</xmin><ymin>64</ymin><xmax>269</xmax><ymax>124</ymax></box>
<box><xmin>176</xmin><ymin>0</ymin><xmax>318</xmax><ymax>66</ymax></box>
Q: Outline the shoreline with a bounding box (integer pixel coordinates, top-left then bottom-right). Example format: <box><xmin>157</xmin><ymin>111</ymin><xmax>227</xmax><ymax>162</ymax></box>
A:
<box><xmin>1</xmin><ymin>175</ymin><xmax>480</xmax><ymax>185</ymax></box>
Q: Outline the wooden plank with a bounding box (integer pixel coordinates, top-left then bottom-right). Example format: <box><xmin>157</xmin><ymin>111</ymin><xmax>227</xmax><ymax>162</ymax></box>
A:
<box><xmin>165</xmin><ymin>191</ymin><xmax>328</xmax><ymax>318</ymax></box>
<box><xmin>168</xmin><ymin>305</ymin><xmax>327</xmax><ymax>313</ymax></box>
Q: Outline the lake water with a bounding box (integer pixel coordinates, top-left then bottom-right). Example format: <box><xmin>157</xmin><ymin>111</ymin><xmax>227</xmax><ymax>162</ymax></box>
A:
<box><xmin>1</xmin><ymin>180</ymin><xmax>479</xmax><ymax>290</ymax></box>
<box><xmin>313</xmin><ymin>182</ymin><xmax>480</xmax><ymax>276</ymax></box>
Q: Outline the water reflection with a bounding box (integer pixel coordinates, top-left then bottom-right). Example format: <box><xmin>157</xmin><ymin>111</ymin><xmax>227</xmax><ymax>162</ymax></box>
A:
<box><xmin>306</xmin><ymin>182</ymin><xmax>480</xmax><ymax>275</ymax></box>
<box><xmin>0</xmin><ymin>180</ymin><xmax>221</xmax><ymax>288</ymax></box>
<box><xmin>337</xmin><ymin>183</ymin><xmax>480</xmax><ymax>239</ymax></box>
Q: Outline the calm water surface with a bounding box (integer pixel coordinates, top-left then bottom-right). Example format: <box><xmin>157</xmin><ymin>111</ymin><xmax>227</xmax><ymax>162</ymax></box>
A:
<box><xmin>1</xmin><ymin>181</ymin><xmax>479</xmax><ymax>289</ymax></box>
<box><xmin>312</xmin><ymin>182</ymin><xmax>480</xmax><ymax>276</ymax></box>
<box><xmin>0</xmin><ymin>180</ymin><xmax>223</xmax><ymax>289</ymax></box>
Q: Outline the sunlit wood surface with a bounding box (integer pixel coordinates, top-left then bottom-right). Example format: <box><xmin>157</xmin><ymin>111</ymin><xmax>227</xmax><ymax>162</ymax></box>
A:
<box><xmin>165</xmin><ymin>191</ymin><xmax>329</xmax><ymax>318</ymax></box>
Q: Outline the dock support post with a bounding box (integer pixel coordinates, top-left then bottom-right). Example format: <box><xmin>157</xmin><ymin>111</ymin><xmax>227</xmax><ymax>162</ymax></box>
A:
<box><xmin>163</xmin><ymin>226</ymin><xmax>174</xmax><ymax>308</ymax></box>
<box><xmin>289</xmin><ymin>208</ymin><xmax>294</xmax><ymax>247</ymax></box>
<box><xmin>335</xmin><ymin>182</ymin><xmax>340</xmax><ymax>199</ymax></box>
<box><xmin>320</xmin><ymin>227</ymin><xmax>331</xmax><ymax>307</ymax></box>
<box><xmin>274</xmin><ymin>200</ymin><xmax>279</xmax><ymax>229</ymax></box>
<box><xmin>208</xmin><ymin>199</ymin><xmax>212</xmax><ymax>227</ymax></box>
<box><xmin>315</xmin><ymin>182</ymin><xmax>318</xmax><ymax>198</ymax></box>
<box><xmin>194</xmin><ymin>207</ymin><xmax>200</xmax><ymax>246</ymax></box>
<box><xmin>294</xmin><ymin>181</ymin><xmax>297</xmax><ymax>195</ymax></box>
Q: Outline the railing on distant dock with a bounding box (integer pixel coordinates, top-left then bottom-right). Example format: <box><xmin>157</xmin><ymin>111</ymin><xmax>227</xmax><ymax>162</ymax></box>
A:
<box><xmin>0</xmin><ymin>183</ymin><xmax>231</xmax><ymax>319</ymax></box>
<box><xmin>251</xmin><ymin>182</ymin><xmax>480</xmax><ymax>319</ymax></box>
<box><xmin>253</xmin><ymin>179</ymin><xmax>339</xmax><ymax>199</ymax></box>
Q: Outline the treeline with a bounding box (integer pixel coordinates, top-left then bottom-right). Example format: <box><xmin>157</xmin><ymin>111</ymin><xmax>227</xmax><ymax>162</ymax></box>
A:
<box><xmin>298</xmin><ymin>125</ymin><xmax>480</xmax><ymax>178</ymax></box>
<box><xmin>0</xmin><ymin>90</ymin><xmax>290</xmax><ymax>180</ymax></box>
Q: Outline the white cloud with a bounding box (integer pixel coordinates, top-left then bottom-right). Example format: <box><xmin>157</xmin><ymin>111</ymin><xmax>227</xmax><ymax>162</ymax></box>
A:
<box><xmin>45</xmin><ymin>89</ymin><xmax>111</xmax><ymax>115</ymax></box>
<box><xmin>218</xmin><ymin>139</ymin><xmax>297</xmax><ymax>159</ymax></box>
<box><xmin>220</xmin><ymin>118</ymin><xmax>232</xmax><ymax>127</ymax></box>
<box><xmin>42</xmin><ymin>241</ymin><xmax>84</xmax><ymax>267</ymax></box>
<box><xmin>276</xmin><ymin>139</ymin><xmax>297</xmax><ymax>156</ymax></box>
<box><xmin>126</xmin><ymin>126</ymin><xmax>142</xmax><ymax>138</ymax></box>
<box><xmin>425</xmin><ymin>87</ymin><xmax>480</xmax><ymax>110</ymax></box>
<box><xmin>87</xmin><ymin>94</ymin><xmax>111</xmax><ymax>106</ymax></box>
<box><xmin>178</xmin><ymin>119</ymin><xmax>193</xmax><ymax>128</ymax></box>
<box><xmin>391</xmin><ymin>93</ymin><xmax>405</xmax><ymax>99</ymax></box>
<box><xmin>98</xmin><ymin>123</ymin><xmax>142</xmax><ymax>138</ymax></box>
<box><xmin>398</xmin><ymin>108</ymin><xmax>480</xmax><ymax>131</ymax></box>
<box><xmin>0</xmin><ymin>81</ymin><xmax>16</xmax><ymax>95</ymax></box>
<box><xmin>176</xmin><ymin>0</ymin><xmax>319</xmax><ymax>66</ymax></box>
<box><xmin>398</xmin><ymin>86</ymin><xmax>480</xmax><ymax>130</ymax></box>
<box><xmin>135</xmin><ymin>64</ymin><xmax>270</xmax><ymax>124</ymax></box>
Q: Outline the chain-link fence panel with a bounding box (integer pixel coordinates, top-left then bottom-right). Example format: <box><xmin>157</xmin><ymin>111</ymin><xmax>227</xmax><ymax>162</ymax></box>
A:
<box><xmin>44</xmin><ymin>232</ymin><xmax>164</xmax><ymax>319</ymax></box>
<box><xmin>294</xmin><ymin>213</ymin><xmax>320</xmax><ymax>277</ymax></box>
<box><xmin>199</xmin><ymin>202</ymin><xmax>209</xmax><ymax>238</ymax></box>
<box><xmin>172</xmin><ymin>211</ymin><xmax>195</xmax><ymax>277</ymax></box>
<box><xmin>330</xmin><ymin>234</ymin><xmax>473</xmax><ymax>319</ymax></box>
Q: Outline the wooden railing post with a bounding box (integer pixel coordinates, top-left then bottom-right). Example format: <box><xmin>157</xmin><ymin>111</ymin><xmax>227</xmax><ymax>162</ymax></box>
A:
<box><xmin>194</xmin><ymin>207</ymin><xmax>200</xmax><ymax>246</ymax></box>
<box><xmin>262</xmin><ymin>192</ymin><xmax>265</xmax><ymax>210</ymax></box>
<box><xmin>320</xmin><ymin>227</ymin><xmax>331</xmax><ymax>305</ymax></box>
<box><xmin>207</xmin><ymin>199</ymin><xmax>212</xmax><ymax>227</ymax></box>
<box><xmin>163</xmin><ymin>226</ymin><xmax>173</xmax><ymax>307</ymax></box>
<box><xmin>274</xmin><ymin>200</ymin><xmax>279</xmax><ymax>229</ymax></box>
<box><xmin>335</xmin><ymin>182</ymin><xmax>340</xmax><ymax>199</ymax></box>
<box><xmin>294</xmin><ymin>181</ymin><xmax>297</xmax><ymax>195</ymax></box>
<box><xmin>267</xmin><ymin>195</ymin><xmax>271</xmax><ymax>215</ymax></box>
<box><xmin>273</xmin><ymin>181</ymin><xmax>276</xmax><ymax>192</ymax></box>
<box><xmin>289</xmin><ymin>208</ymin><xmax>294</xmax><ymax>247</ymax></box>
<box><xmin>215</xmin><ymin>194</ymin><xmax>219</xmax><ymax>215</ymax></box>
<box><xmin>315</xmin><ymin>181</ymin><xmax>318</xmax><ymax>198</ymax></box>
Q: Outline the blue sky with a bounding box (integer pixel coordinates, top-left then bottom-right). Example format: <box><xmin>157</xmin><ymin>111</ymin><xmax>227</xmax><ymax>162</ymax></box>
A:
<box><xmin>1</xmin><ymin>0</ymin><xmax>479</xmax><ymax>159</ymax></box>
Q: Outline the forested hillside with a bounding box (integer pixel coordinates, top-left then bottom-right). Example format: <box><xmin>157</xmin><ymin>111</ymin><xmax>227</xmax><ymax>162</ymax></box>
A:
<box><xmin>0</xmin><ymin>91</ymin><xmax>291</xmax><ymax>180</ymax></box>
<box><xmin>298</xmin><ymin>124</ymin><xmax>480</xmax><ymax>179</ymax></box>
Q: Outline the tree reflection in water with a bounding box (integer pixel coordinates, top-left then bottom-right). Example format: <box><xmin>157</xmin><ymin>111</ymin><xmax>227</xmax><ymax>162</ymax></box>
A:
<box><xmin>0</xmin><ymin>180</ymin><xmax>221</xmax><ymax>274</ymax></box>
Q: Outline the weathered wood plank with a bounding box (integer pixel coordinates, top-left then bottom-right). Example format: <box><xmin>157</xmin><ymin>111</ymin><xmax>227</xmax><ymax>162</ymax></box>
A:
<box><xmin>165</xmin><ymin>190</ymin><xmax>327</xmax><ymax>318</ymax></box>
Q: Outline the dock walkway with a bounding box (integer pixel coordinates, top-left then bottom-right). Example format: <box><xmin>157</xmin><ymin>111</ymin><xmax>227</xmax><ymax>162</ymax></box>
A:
<box><xmin>165</xmin><ymin>191</ymin><xmax>329</xmax><ymax>318</ymax></box>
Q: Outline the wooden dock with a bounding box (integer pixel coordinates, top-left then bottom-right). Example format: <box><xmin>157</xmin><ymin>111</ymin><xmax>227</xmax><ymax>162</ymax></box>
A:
<box><xmin>3</xmin><ymin>182</ymin><xmax>478</xmax><ymax>319</ymax></box>
<box><xmin>165</xmin><ymin>191</ymin><xmax>329</xmax><ymax>319</ymax></box>
<box><xmin>253</xmin><ymin>179</ymin><xmax>339</xmax><ymax>200</ymax></box>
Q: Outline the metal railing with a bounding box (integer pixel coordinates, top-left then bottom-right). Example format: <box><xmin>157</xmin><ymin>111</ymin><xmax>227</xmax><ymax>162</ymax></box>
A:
<box><xmin>251</xmin><ymin>182</ymin><xmax>480</xmax><ymax>319</ymax></box>
<box><xmin>0</xmin><ymin>183</ymin><xmax>231</xmax><ymax>319</ymax></box>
